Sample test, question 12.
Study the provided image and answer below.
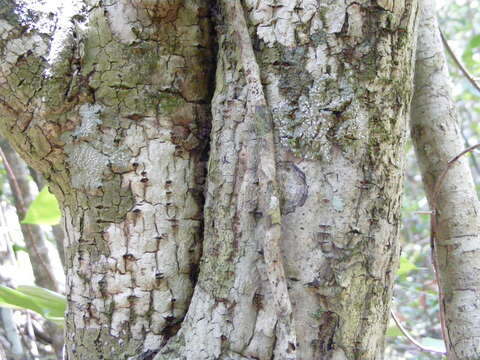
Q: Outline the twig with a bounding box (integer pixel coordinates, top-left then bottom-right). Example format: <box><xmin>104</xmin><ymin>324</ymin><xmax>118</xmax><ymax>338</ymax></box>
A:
<box><xmin>440</xmin><ymin>30</ymin><xmax>480</xmax><ymax>94</ymax></box>
<box><xmin>390</xmin><ymin>309</ymin><xmax>446</xmax><ymax>356</ymax></box>
<box><xmin>432</xmin><ymin>143</ymin><xmax>480</xmax><ymax>200</ymax></box>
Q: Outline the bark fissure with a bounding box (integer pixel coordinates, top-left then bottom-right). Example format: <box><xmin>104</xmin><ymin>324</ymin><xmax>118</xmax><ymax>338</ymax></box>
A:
<box><xmin>1</xmin><ymin>1</ymin><xmax>215</xmax><ymax>358</ymax></box>
<box><xmin>154</xmin><ymin>1</ymin><xmax>418</xmax><ymax>359</ymax></box>
<box><xmin>2</xmin><ymin>0</ymin><xmax>420</xmax><ymax>359</ymax></box>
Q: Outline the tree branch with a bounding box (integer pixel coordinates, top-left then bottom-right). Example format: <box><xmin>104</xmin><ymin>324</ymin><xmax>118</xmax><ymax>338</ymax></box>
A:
<box><xmin>390</xmin><ymin>309</ymin><xmax>446</xmax><ymax>356</ymax></box>
<box><xmin>440</xmin><ymin>30</ymin><xmax>480</xmax><ymax>94</ymax></box>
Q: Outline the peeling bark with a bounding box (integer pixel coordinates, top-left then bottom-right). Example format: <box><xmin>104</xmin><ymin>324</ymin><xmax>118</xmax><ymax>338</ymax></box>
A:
<box><xmin>1</xmin><ymin>0</ymin><xmax>419</xmax><ymax>359</ymax></box>
<box><xmin>1</xmin><ymin>1</ymin><xmax>214</xmax><ymax>358</ymax></box>
<box><xmin>157</xmin><ymin>1</ymin><xmax>418</xmax><ymax>359</ymax></box>
<box><xmin>411</xmin><ymin>1</ymin><xmax>480</xmax><ymax>358</ymax></box>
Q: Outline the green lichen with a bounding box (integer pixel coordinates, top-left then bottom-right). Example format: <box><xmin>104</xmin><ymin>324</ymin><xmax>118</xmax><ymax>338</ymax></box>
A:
<box><xmin>159</xmin><ymin>93</ymin><xmax>185</xmax><ymax>114</ymax></box>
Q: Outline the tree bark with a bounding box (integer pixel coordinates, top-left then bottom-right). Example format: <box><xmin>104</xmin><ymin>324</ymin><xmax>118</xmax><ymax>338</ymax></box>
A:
<box><xmin>1</xmin><ymin>1</ymin><xmax>214</xmax><ymax>358</ymax></box>
<box><xmin>1</xmin><ymin>0</ymin><xmax>419</xmax><ymax>359</ymax></box>
<box><xmin>155</xmin><ymin>1</ymin><xmax>418</xmax><ymax>359</ymax></box>
<box><xmin>411</xmin><ymin>0</ymin><xmax>480</xmax><ymax>358</ymax></box>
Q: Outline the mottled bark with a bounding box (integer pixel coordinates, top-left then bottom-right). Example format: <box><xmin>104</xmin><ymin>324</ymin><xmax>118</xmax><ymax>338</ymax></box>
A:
<box><xmin>51</xmin><ymin>224</ymin><xmax>66</xmax><ymax>269</ymax></box>
<box><xmin>157</xmin><ymin>1</ymin><xmax>418</xmax><ymax>359</ymax></box>
<box><xmin>1</xmin><ymin>0</ymin><xmax>213</xmax><ymax>358</ymax></box>
<box><xmin>1</xmin><ymin>0</ymin><xmax>419</xmax><ymax>359</ymax></box>
<box><xmin>411</xmin><ymin>1</ymin><xmax>480</xmax><ymax>358</ymax></box>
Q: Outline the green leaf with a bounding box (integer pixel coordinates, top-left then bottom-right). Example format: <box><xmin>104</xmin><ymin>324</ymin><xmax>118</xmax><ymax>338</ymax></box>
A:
<box><xmin>22</xmin><ymin>186</ymin><xmax>61</xmax><ymax>225</ymax></box>
<box><xmin>0</xmin><ymin>285</ymin><xmax>66</xmax><ymax>327</ymax></box>
<box><xmin>467</xmin><ymin>34</ymin><xmax>480</xmax><ymax>51</ymax></box>
<box><xmin>12</xmin><ymin>244</ymin><xmax>28</xmax><ymax>254</ymax></box>
<box><xmin>0</xmin><ymin>285</ymin><xmax>44</xmax><ymax>315</ymax></box>
<box><xmin>397</xmin><ymin>256</ymin><xmax>418</xmax><ymax>278</ymax></box>
<box><xmin>16</xmin><ymin>286</ymin><xmax>66</xmax><ymax>319</ymax></box>
<box><xmin>386</xmin><ymin>325</ymin><xmax>403</xmax><ymax>338</ymax></box>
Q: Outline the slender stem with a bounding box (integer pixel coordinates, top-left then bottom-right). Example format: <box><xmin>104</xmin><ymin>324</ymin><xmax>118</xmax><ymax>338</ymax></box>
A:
<box><xmin>390</xmin><ymin>309</ymin><xmax>446</xmax><ymax>356</ymax></box>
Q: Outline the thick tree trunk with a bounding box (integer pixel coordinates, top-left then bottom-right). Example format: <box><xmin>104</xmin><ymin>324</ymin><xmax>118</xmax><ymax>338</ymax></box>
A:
<box><xmin>1</xmin><ymin>0</ymin><xmax>418</xmax><ymax>359</ymax></box>
<box><xmin>1</xmin><ymin>1</ymin><xmax>214</xmax><ymax>358</ymax></box>
<box><xmin>156</xmin><ymin>1</ymin><xmax>418</xmax><ymax>359</ymax></box>
<box><xmin>411</xmin><ymin>1</ymin><xmax>480</xmax><ymax>358</ymax></box>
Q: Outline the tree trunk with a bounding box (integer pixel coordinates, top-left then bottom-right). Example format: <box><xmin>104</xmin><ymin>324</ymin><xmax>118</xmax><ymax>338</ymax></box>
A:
<box><xmin>1</xmin><ymin>1</ymin><xmax>213</xmax><ymax>358</ymax></box>
<box><xmin>0</xmin><ymin>0</ymin><xmax>418</xmax><ymax>359</ymax></box>
<box><xmin>411</xmin><ymin>0</ymin><xmax>480</xmax><ymax>358</ymax></box>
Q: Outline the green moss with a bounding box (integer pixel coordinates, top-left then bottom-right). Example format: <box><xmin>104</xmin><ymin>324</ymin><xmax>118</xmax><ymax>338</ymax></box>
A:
<box><xmin>69</xmin><ymin>327</ymin><xmax>142</xmax><ymax>360</ymax></box>
<box><xmin>159</xmin><ymin>93</ymin><xmax>185</xmax><ymax>114</ymax></box>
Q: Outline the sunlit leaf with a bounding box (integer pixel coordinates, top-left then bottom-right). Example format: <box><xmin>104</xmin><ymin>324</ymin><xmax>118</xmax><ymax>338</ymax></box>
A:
<box><xmin>0</xmin><ymin>285</ymin><xmax>44</xmax><ymax>315</ymax></box>
<box><xmin>467</xmin><ymin>34</ymin><xmax>480</xmax><ymax>51</ymax></box>
<box><xmin>386</xmin><ymin>325</ymin><xmax>403</xmax><ymax>338</ymax></box>
<box><xmin>0</xmin><ymin>285</ymin><xmax>66</xmax><ymax>327</ymax></box>
<box><xmin>16</xmin><ymin>285</ymin><xmax>66</xmax><ymax>319</ymax></box>
<box><xmin>22</xmin><ymin>186</ymin><xmax>61</xmax><ymax>225</ymax></box>
<box><xmin>397</xmin><ymin>256</ymin><xmax>418</xmax><ymax>278</ymax></box>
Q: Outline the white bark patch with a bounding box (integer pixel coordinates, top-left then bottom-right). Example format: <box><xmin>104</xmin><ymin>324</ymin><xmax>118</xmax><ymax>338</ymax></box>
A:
<box><xmin>298</xmin><ymin>0</ymin><xmax>318</xmax><ymax>23</ymax></box>
<box><xmin>347</xmin><ymin>4</ymin><xmax>363</xmax><ymax>39</ymax></box>
<box><xmin>66</xmin><ymin>124</ymin><xmax>201</xmax><ymax>340</ymax></box>
<box><xmin>14</xmin><ymin>0</ymin><xmax>85</xmax><ymax>73</ymax></box>
<box><xmin>74</xmin><ymin>104</ymin><xmax>103</xmax><ymax>139</ymax></box>
<box><xmin>322</xmin><ymin>2</ymin><xmax>346</xmax><ymax>33</ymax></box>
<box><xmin>305</xmin><ymin>45</ymin><xmax>328</xmax><ymax>77</ymax></box>
<box><xmin>3</xmin><ymin>35</ymin><xmax>48</xmax><ymax>67</ymax></box>
<box><xmin>106</xmin><ymin>1</ymin><xmax>138</xmax><ymax>43</ymax></box>
<box><xmin>0</xmin><ymin>20</ymin><xmax>14</xmax><ymax>39</ymax></box>
<box><xmin>249</xmin><ymin>0</ymin><xmax>306</xmax><ymax>47</ymax></box>
<box><xmin>68</xmin><ymin>143</ymin><xmax>109</xmax><ymax>190</ymax></box>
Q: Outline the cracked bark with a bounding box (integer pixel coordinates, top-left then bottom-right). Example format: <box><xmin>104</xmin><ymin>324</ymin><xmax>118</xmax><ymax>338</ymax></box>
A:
<box><xmin>156</xmin><ymin>1</ymin><xmax>418</xmax><ymax>359</ymax></box>
<box><xmin>1</xmin><ymin>1</ymin><xmax>213</xmax><ymax>358</ymax></box>
<box><xmin>1</xmin><ymin>0</ymin><xmax>419</xmax><ymax>359</ymax></box>
<box><xmin>411</xmin><ymin>1</ymin><xmax>480</xmax><ymax>358</ymax></box>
